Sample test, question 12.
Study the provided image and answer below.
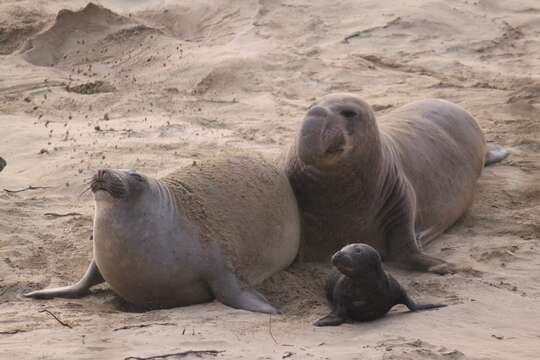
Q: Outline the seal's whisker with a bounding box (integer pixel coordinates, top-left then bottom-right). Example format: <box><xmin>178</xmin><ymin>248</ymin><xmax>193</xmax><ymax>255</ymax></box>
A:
<box><xmin>78</xmin><ymin>185</ymin><xmax>93</xmax><ymax>199</ymax></box>
<box><xmin>82</xmin><ymin>177</ymin><xmax>95</xmax><ymax>185</ymax></box>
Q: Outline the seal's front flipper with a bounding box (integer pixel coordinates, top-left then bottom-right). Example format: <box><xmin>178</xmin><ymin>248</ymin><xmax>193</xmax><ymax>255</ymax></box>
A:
<box><xmin>209</xmin><ymin>271</ymin><xmax>278</xmax><ymax>314</ymax></box>
<box><xmin>314</xmin><ymin>312</ymin><xmax>345</xmax><ymax>326</ymax></box>
<box><xmin>396</xmin><ymin>252</ymin><xmax>457</xmax><ymax>275</ymax></box>
<box><xmin>485</xmin><ymin>144</ymin><xmax>509</xmax><ymax>166</ymax></box>
<box><xmin>24</xmin><ymin>260</ymin><xmax>104</xmax><ymax>299</ymax></box>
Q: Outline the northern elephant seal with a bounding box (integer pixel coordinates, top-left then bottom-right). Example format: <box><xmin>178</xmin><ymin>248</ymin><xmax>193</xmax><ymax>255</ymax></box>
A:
<box><xmin>25</xmin><ymin>154</ymin><xmax>300</xmax><ymax>314</ymax></box>
<box><xmin>314</xmin><ymin>243</ymin><xmax>446</xmax><ymax>326</ymax></box>
<box><xmin>284</xmin><ymin>94</ymin><xmax>509</xmax><ymax>273</ymax></box>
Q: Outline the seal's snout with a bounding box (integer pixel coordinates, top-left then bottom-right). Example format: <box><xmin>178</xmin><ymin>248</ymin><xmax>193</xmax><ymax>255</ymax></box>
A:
<box><xmin>298</xmin><ymin>114</ymin><xmax>327</xmax><ymax>165</ymax></box>
<box><xmin>306</xmin><ymin>105</ymin><xmax>328</xmax><ymax>118</ymax></box>
<box><xmin>91</xmin><ymin>169</ymin><xmax>109</xmax><ymax>193</ymax></box>
<box><xmin>322</xmin><ymin>125</ymin><xmax>346</xmax><ymax>156</ymax></box>
<box><xmin>331</xmin><ymin>250</ymin><xmax>347</xmax><ymax>266</ymax></box>
<box><xmin>91</xmin><ymin>169</ymin><xmax>127</xmax><ymax>199</ymax></box>
<box><xmin>331</xmin><ymin>250</ymin><xmax>355</xmax><ymax>273</ymax></box>
<box><xmin>298</xmin><ymin>106</ymin><xmax>347</xmax><ymax>167</ymax></box>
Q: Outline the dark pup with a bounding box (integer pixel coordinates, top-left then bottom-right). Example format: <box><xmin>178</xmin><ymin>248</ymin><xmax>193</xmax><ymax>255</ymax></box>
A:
<box><xmin>315</xmin><ymin>243</ymin><xmax>446</xmax><ymax>326</ymax></box>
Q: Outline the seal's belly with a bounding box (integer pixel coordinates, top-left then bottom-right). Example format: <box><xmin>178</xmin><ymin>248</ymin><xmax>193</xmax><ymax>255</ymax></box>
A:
<box><xmin>381</xmin><ymin>99</ymin><xmax>485</xmax><ymax>235</ymax></box>
<box><xmin>93</xmin><ymin>220</ymin><xmax>213</xmax><ymax>308</ymax></box>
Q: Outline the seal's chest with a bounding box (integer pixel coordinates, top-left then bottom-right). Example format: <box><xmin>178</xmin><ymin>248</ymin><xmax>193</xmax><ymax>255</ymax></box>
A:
<box><xmin>302</xmin><ymin>211</ymin><xmax>384</xmax><ymax>253</ymax></box>
<box><xmin>341</xmin><ymin>281</ymin><xmax>393</xmax><ymax>321</ymax></box>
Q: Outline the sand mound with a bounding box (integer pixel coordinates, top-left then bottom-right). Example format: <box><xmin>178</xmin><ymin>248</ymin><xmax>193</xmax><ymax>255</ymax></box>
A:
<box><xmin>23</xmin><ymin>3</ymin><xmax>160</xmax><ymax>67</ymax></box>
<box><xmin>134</xmin><ymin>1</ymin><xmax>257</xmax><ymax>44</ymax></box>
<box><xmin>0</xmin><ymin>5</ymin><xmax>48</xmax><ymax>55</ymax></box>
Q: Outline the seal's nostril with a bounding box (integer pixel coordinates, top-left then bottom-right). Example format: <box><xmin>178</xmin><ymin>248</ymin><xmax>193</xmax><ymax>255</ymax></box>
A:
<box><xmin>307</xmin><ymin>105</ymin><xmax>327</xmax><ymax>118</ymax></box>
<box><xmin>331</xmin><ymin>251</ymin><xmax>344</xmax><ymax>265</ymax></box>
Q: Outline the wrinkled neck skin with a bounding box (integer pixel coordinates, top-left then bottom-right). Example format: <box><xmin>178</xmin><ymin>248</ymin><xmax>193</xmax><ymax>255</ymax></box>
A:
<box><xmin>352</xmin><ymin>266</ymin><xmax>388</xmax><ymax>288</ymax></box>
<box><xmin>93</xmin><ymin>178</ymin><xmax>181</xmax><ymax>243</ymax></box>
<box><xmin>289</xmin><ymin>129</ymin><xmax>388</xmax><ymax>212</ymax></box>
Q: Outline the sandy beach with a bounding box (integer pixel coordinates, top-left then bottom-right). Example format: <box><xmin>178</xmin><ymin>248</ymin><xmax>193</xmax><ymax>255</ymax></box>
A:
<box><xmin>1</xmin><ymin>1</ymin><xmax>539</xmax><ymax>359</ymax></box>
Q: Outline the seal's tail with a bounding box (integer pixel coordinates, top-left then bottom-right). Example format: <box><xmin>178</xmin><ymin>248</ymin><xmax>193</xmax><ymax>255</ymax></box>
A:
<box><xmin>485</xmin><ymin>144</ymin><xmax>510</xmax><ymax>166</ymax></box>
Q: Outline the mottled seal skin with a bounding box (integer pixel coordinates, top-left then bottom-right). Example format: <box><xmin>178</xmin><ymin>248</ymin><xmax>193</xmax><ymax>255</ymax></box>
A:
<box><xmin>314</xmin><ymin>243</ymin><xmax>446</xmax><ymax>326</ymax></box>
<box><xmin>25</xmin><ymin>154</ymin><xmax>300</xmax><ymax>314</ymax></box>
<box><xmin>285</xmin><ymin>93</ymin><xmax>509</xmax><ymax>274</ymax></box>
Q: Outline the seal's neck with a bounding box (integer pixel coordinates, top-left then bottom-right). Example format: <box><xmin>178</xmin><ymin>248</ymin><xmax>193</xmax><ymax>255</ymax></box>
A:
<box><xmin>347</xmin><ymin>269</ymin><xmax>388</xmax><ymax>289</ymax></box>
<box><xmin>290</xmin><ymin>136</ymin><xmax>386</xmax><ymax>212</ymax></box>
<box><xmin>93</xmin><ymin>179</ymin><xmax>180</xmax><ymax>241</ymax></box>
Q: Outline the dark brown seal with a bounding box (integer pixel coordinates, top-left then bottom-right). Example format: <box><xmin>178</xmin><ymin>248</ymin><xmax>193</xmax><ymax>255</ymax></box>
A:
<box><xmin>284</xmin><ymin>93</ymin><xmax>508</xmax><ymax>274</ymax></box>
<box><xmin>314</xmin><ymin>243</ymin><xmax>446</xmax><ymax>326</ymax></box>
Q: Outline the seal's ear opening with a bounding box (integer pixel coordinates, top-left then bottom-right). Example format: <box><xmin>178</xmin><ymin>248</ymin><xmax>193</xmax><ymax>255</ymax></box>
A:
<box><xmin>128</xmin><ymin>171</ymin><xmax>146</xmax><ymax>183</ymax></box>
<box><xmin>124</xmin><ymin>170</ymin><xmax>150</xmax><ymax>200</ymax></box>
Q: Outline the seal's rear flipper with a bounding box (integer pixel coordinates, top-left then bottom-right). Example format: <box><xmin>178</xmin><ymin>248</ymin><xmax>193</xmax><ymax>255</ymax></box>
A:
<box><xmin>209</xmin><ymin>271</ymin><xmax>279</xmax><ymax>314</ymax></box>
<box><xmin>24</xmin><ymin>260</ymin><xmax>104</xmax><ymax>299</ymax></box>
<box><xmin>485</xmin><ymin>144</ymin><xmax>509</xmax><ymax>166</ymax></box>
<box><xmin>402</xmin><ymin>293</ymin><xmax>447</xmax><ymax>312</ymax></box>
<box><xmin>314</xmin><ymin>312</ymin><xmax>345</xmax><ymax>326</ymax></box>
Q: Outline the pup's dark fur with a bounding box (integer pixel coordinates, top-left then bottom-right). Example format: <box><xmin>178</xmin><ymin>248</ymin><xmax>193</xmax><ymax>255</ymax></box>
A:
<box><xmin>315</xmin><ymin>243</ymin><xmax>446</xmax><ymax>326</ymax></box>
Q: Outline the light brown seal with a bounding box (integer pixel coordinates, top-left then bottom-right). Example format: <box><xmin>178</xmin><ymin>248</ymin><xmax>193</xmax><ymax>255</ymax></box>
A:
<box><xmin>25</xmin><ymin>154</ymin><xmax>300</xmax><ymax>314</ymax></box>
<box><xmin>284</xmin><ymin>94</ymin><xmax>509</xmax><ymax>274</ymax></box>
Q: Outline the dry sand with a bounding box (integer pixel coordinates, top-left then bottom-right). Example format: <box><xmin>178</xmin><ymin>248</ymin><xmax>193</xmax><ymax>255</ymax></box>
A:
<box><xmin>1</xmin><ymin>0</ymin><xmax>539</xmax><ymax>359</ymax></box>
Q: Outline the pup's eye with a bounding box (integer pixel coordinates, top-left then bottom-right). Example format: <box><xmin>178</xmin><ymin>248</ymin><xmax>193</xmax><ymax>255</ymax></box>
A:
<box><xmin>341</xmin><ymin>110</ymin><xmax>357</xmax><ymax>118</ymax></box>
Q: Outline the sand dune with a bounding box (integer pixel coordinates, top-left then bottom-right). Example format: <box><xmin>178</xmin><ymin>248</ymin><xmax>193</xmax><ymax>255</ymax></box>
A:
<box><xmin>1</xmin><ymin>1</ymin><xmax>539</xmax><ymax>359</ymax></box>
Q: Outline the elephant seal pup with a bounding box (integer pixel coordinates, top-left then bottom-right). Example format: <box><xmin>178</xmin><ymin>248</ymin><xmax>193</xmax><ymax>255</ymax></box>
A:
<box><xmin>25</xmin><ymin>154</ymin><xmax>300</xmax><ymax>314</ymax></box>
<box><xmin>0</xmin><ymin>156</ymin><xmax>6</xmax><ymax>172</ymax></box>
<box><xmin>314</xmin><ymin>243</ymin><xmax>446</xmax><ymax>326</ymax></box>
<box><xmin>285</xmin><ymin>94</ymin><xmax>509</xmax><ymax>274</ymax></box>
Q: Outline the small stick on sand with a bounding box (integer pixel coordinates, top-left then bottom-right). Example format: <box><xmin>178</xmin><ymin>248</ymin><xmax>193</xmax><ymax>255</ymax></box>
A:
<box><xmin>44</xmin><ymin>212</ymin><xmax>83</xmax><ymax>218</ymax></box>
<box><xmin>38</xmin><ymin>309</ymin><xmax>72</xmax><ymax>329</ymax></box>
<box><xmin>124</xmin><ymin>350</ymin><xmax>224</xmax><ymax>360</ymax></box>
<box><xmin>0</xmin><ymin>329</ymin><xmax>25</xmax><ymax>335</ymax></box>
<box><xmin>113</xmin><ymin>322</ymin><xmax>176</xmax><ymax>331</ymax></box>
<box><xmin>268</xmin><ymin>314</ymin><xmax>278</xmax><ymax>345</ymax></box>
<box><xmin>4</xmin><ymin>186</ymin><xmax>51</xmax><ymax>194</ymax></box>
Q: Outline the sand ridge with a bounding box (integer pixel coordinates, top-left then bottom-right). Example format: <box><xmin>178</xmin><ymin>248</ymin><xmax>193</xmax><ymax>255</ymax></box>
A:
<box><xmin>0</xmin><ymin>1</ymin><xmax>539</xmax><ymax>359</ymax></box>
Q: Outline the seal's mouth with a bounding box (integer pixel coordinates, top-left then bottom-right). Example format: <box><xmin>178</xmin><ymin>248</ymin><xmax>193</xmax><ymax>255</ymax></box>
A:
<box><xmin>323</xmin><ymin>132</ymin><xmax>346</xmax><ymax>157</ymax></box>
<box><xmin>90</xmin><ymin>170</ymin><xmax>127</xmax><ymax>199</ymax></box>
<box><xmin>331</xmin><ymin>251</ymin><xmax>356</xmax><ymax>275</ymax></box>
<box><xmin>299</xmin><ymin>116</ymin><xmax>348</xmax><ymax>167</ymax></box>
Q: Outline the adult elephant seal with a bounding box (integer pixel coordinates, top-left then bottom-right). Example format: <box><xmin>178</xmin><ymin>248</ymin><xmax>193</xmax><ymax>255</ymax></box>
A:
<box><xmin>284</xmin><ymin>93</ymin><xmax>508</xmax><ymax>274</ymax></box>
<box><xmin>25</xmin><ymin>154</ymin><xmax>300</xmax><ymax>314</ymax></box>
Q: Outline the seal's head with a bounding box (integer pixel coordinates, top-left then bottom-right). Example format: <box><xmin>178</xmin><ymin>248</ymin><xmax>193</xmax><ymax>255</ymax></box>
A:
<box><xmin>297</xmin><ymin>93</ymin><xmax>378</xmax><ymax>169</ymax></box>
<box><xmin>331</xmin><ymin>243</ymin><xmax>383</xmax><ymax>278</ymax></box>
<box><xmin>91</xmin><ymin>169</ymin><xmax>149</xmax><ymax>204</ymax></box>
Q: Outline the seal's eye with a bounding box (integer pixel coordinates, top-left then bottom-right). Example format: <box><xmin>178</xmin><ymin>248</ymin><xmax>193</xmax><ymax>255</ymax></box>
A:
<box><xmin>129</xmin><ymin>173</ymin><xmax>145</xmax><ymax>182</ymax></box>
<box><xmin>340</xmin><ymin>110</ymin><xmax>357</xmax><ymax>119</ymax></box>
